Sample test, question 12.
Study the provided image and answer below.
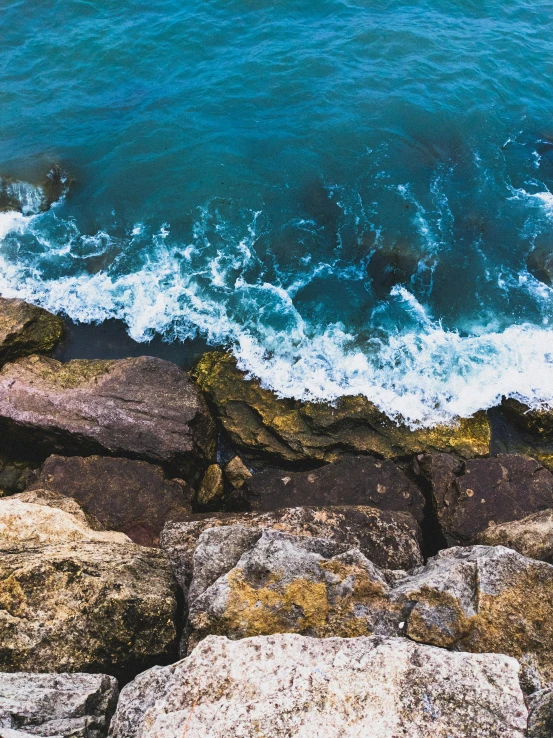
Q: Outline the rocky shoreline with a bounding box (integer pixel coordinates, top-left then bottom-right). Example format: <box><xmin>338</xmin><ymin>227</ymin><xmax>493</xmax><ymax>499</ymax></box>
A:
<box><xmin>1</xmin><ymin>296</ymin><xmax>553</xmax><ymax>736</ymax></box>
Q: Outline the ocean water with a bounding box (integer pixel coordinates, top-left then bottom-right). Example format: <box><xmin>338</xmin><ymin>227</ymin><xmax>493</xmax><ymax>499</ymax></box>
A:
<box><xmin>1</xmin><ymin>0</ymin><xmax>553</xmax><ymax>427</ymax></box>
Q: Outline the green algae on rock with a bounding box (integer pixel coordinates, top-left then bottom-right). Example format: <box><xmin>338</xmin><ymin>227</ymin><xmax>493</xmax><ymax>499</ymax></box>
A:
<box><xmin>192</xmin><ymin>351</ymin><xmax>490</xmax><ymax>467</ymax></box>
<box><xmin>0</xmin><ymin>297</ymin><xmax>64</xmax><ymax>366</ymax></box>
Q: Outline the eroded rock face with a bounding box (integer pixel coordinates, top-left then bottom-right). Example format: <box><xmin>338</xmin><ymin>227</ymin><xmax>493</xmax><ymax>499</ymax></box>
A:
<box><xmin>0</xmin><ymin>298</ymin><xmax>64</xmax><ymax>367</ymax></box>
<box><xmin>160</xmin><ymin>505</ymin><xmax>423</xmax><ymax>597</ymax></box>
<box><xmin>476</xmin><ymin>509</ymin><xmax>553</xmax><ymax>562</ymax></box>
<box><xmin>0</xmin><ymin>355</ymin><xmax>216</xmax><ymax>483</ymax></box>
<box><xmin>192</xmin><ymin>351</ymin><xmax>490</xmax><ymax>467</ymax></box>
<box><xmin>108</xmin><ymin>634</ymin><xmax>527</xmax><ymax>738</ymax></box>
<box><xmin>186</xmin><ymin>534</ymin><xmax>553</xmax><ymax>687</ymax></box>
<box><xmin>0</xmin><ymin>672</ymin><xmax>118</xmax><ymax>738</ymax></box>
<box><xmin>29</xmin><ymin>455</ymin><xmax>194</xmax><ymax>546</ymax></box>
<box><xmin>416</xmin><ymin>453</ymin><xmax>553</xmax><ymax>543</ymax></box>
<box><xmin>242</xmin><ymin>456</ymin><xmax>426</xmax><ymax>521</ymax></box>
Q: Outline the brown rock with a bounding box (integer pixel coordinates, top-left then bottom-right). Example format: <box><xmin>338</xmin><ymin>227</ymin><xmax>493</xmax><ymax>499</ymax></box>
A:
<box><xmin>223</xmin><ymin>455</ymin><xmax>251</xmax><ymax>489</ymax></box>
<box><xmin>0</xmin><ymin>297</ymin><xmax>64</xmax><ymax>366</ymax></box>
<box><xmin>0</xmin><ymin>355</ymin><xmax>216</xmax><ymax>483</ymax></box>
<box><xmin>0</xmin><ymin>453</ymin><xmax>37</xmax><ymax>496</ymax></box>
<box><xmin>196</xmin><ymin>464</ymin><xmax>224</xmax><ymax>508</ymax></box>
<box><xmin>475</xmin><ymin>509</ymin><xmax>553</xmax><ymax>562</ymax></box>
<box><xmin>29</xmin><ymin>455</ymin><xmax>194</xmax><ymax>546</ymax></box>
<box><xmin>500</xmin><ymin>399</ymin><xmax>553</xmax><ymax>471</ymax></box>
<box><xmin>192</xmin><ymin>351</ymin><xmax>490</xmax><ymax>467</ymax></box>
<box><xmin>160</xmin><ymin>505</ymin><xmax>423</xmax><ymax>598</ymax></box>
<box><xmin>242</xmin><ymin>455</ymin><xmax>426</xmax><ymax>521</ymax></box>
<box><xmin>416</xmin><ymin>453</ymin><xmax>553</xmax><ymax>543</ymax></box>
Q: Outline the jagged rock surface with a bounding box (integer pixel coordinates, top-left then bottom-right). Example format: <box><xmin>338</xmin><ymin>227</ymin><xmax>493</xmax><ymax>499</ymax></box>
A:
<box><xmin>30</xmin><ymin>455</ymin><xmax>194</xmax><ymax>546</ymax></box>
<box><xmin>0</xmin><ymin>297</ymin><xmax>64</xmax><ymax>367</ymax></box>
<box><xmin>528</xmin><ymin>687</ymin><xmax>553</xmax><ymax>738</ymax></box>
<box><xmin>160</xmin><ymin>505</ymin><xmax>423</xmax><ymax>597</ymax></box>
<box><xmin>415</xmin><ymin>453</ymin><xmax>553</xmax><ymax>543</ymax></box>
<box><xmin>187</xmin><ymin>534</ymin><xmax>553</xmax><ymax>686</ymax></box>
<box><xmin>192</xmin><ymin>351</ymin><xmax>490</xmax><ymax>466</ymax></box>
<box><xmin>242</xmin><ymin>455</ymin><xmax>426</xmax><ymax>521</ymax></box>
<box><xmin>0</xmin><ymin>355</ymin><xmax>216</xmax><ymax>482</ymax></box>
<box><xmin>0</xmin><ymin>672</ymin><xmax>118</xmax><ymax>738</ymax></box>
<box><xmin>108</xmin><ymin>633</ymin><xmax>527</xmax><ymax>738</ymax></box>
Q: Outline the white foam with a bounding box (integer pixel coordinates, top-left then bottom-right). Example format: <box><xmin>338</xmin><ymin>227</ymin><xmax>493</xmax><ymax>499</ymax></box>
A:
<box><xmin>2</xmin><ymin>206</ymin><xmax>553</xmax><ymax>428</ymax></box>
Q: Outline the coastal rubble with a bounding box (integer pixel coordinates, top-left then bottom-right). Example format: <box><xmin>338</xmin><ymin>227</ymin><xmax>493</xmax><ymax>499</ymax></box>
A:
<box><xmin>29</xmin><ymin>455</ymin><xmax>194</xmax><ymax>546</ymax></box>
<box><xmin>108</xmin><ymin>633</ymin><xmax>527</xmax><ymax>738</ymax></box>
<box><xmin>193</xmin><ymin>351</ymin><xmax>491</xmax><ymax>467</ymax></box>
<box><xmin>0</xmin><ymin>355</ymin><xmax>216</xmax><ymax>483</ymax></box>
<box><xmin>0</xmin><ymin>297</ymin><xmax>64</xmax><ymax>367</ymax></box>
<box><xmin>0</xmin><ymin>671</ymin><xmax>118</xmax><ymax>738</ymax></box>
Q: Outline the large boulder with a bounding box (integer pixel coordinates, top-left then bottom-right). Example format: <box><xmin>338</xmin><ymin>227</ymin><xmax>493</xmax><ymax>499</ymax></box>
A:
<box><xmin>241</xmin><ymin>455</ymin><xmax>426</xmax><ymax>521</ymax></box>
<box><xmin>0</xmin><ymin>355</ymin><xmax>216</xmax><ymax>483</ymax></box>
<box><xmin>160</xmin><ymin>505</ymin><xmax>423</xmax><ymax>597</ymax></box>
<box><xmin>0</xmin><ymin>672</ymin><xmax>118</xmax><ymax>738</ymax></box>
<box><xmin>29</xmin><ymin>455</ymin><xmax>194</xmax><ymax>546</ymax></box>
<box><xmin>476</xmin><ymin>509</ymin><xmax>553</xmax><ymax>562</ymax></box>
<box><xmin>108</xmin><ymin>634</ymin><xmax>527</xmax><ymax>738</ymax></box>
<box><xmin>415</xmin><ymin>453</ymin><xmax>553</xmax><ymax>543</ymax></box>
<box><xmin>0</xmin><ymin>297</ymin><xmax>64</xmax><ymax>366</ymax></box>
<box><xmin>186</xmin><ymin>533</ymin><xmax>553</xmax><ymax>687</ymax></box>
<box><xmin>0</xmin><ymin>496</ymin><xmax>177</xmax><ymax>678</ymax></box>
<box><xmin>192</xmin><ymin>351</ymin><xmax>490</xmax><ymax>467</ymax></box>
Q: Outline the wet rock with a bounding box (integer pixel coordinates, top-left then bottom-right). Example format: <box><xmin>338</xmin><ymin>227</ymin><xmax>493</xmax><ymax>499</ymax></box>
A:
<box><xmin>0</xmin><ymin>297</ymin><xmax>64</xmax><ymax>366</ymax></box>
<box><xmin>0</xmin><ymin>355</ymin><xmax>216</xmax><ymax>483</ymax></box>
<box><xmin>416</xmin><ymin>453</ymin><xmax>553</xmax><ymax>543</ymax></box>
<box><xmin>0</xmin><ymin>453</ymin><xmax>37</xmax><ymax>496</ymax></box>
<box><xmin>192</xmin><ymin>351</ymin><xmax>490</xmax><ymax>466</ymax></box>
<box><xmin>243</xmin><ymin>455</ymin><xmax>426</xmax><ymax>521</ymax></box>
<box><xmin>0</xmin><ymin>168</ymin><xmax>69</xmax><ymax>215</ymax></box>
<box><xmin>196</xmin><ymin>464</ymin><xmax>224</xmax><ymax>508</ymax></box>
<box><xmin>160</xmin><ymin>505</ymin><xmax>423</xmax><ymax>597</ymax></box>
<box><xmin>187</xmin><ymin>534</ymin><xmax>553</xmax><ymax>686</ymax></box>
<box><xmin>108</xmin><ymin>633</ymin><xmax>527</xmax><ymax>738</ymax></box>
<box><xmin>528</xmin><ymin>687</ymin><xmax>553</xmax><ymax>738</ymax></box>
<box><xmin>0</xmin><ymin>671</ymin><xmax>118</xmax><ymax>738</ymax></box>
<box><xmin>223</xmin><ymin>455</ymin><xmax>251</xmax><ymax>489</ymax></box>
<box><xmin>500</xmin><ymin>399</ymin><xmax>553</xmax><ymax>470</ymax></box>
<box><xmin>29</xmin><ymin>455</ymin><xmax>194</xmax><ymax>546</ymax></box>
<box><xmin>0</xmin><ymin>496</ymin><xmax>177</xmax><ymax>677</ymax></box>
<box><xmin>475</xmin><ymin>509</ymin><xmax>553</xmax><ymax>562</ymax></box>
<box><xmin>527</xmin><ymin>241</ymin><xmax>553</xmax><ymax>286</ymax></box>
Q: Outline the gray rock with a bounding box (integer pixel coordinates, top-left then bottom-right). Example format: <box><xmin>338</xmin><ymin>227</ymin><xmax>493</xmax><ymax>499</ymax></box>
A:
<box><xmin>528</xmin><ymin>687</ymin><xmax>553</xmax><ymax>738</ymax></box>
<box><xmin>476</xmin><ymin>509</ymin><xmax>553</xmax><ymax>562</ymax></box>
<box><xmin>0</xmin><ymin>671</ymin><xmax>118</xmax><ymax>738</ymax></box>
<box><xmin>108</xmin><ymin>633</ymin><xmax>527</xmax><ymax>738</ymax></box>
<box><xmin>0</xmin><ymin>355</ymin><xmax>216</xmax><ymax>483</ymax></box>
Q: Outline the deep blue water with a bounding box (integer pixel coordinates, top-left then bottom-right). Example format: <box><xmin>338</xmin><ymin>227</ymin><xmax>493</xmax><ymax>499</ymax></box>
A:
<box><xmin>2</xmin><ymin>0</ymin><xmax>553</xmax><ymax>425</ymax></box>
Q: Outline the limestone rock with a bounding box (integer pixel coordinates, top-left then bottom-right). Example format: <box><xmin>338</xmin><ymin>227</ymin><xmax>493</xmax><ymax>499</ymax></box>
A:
<box><xmin>187</xmin><ymin>534</ymin><xmax>553</xmax><ymax>686</ymax></box>
<box><xmin>0</xmin><ymin>671</ymin><xmax>118</xmax><ymax>738</ymax></box>
<box><xmin>223</xmin><ymin>455</ymin><xmax>251</xmax><ymax>489</ymax></box>
<box><xmin>0</xmin><ymin>494</ymin><xmax>130</xmax><ymax>545</ymax></box>
<box><xmin>160</xmin><ymin>505</ymin><xmax>423</xmax><ymax>596</ymax></box>
<box><xmin>242</xmin><ymin>455</ymin><xmax>426</xmax><ymax>521</ymax></box>
<box><xmin>29</xmin><ymin>455</ymin><xmax>194</xmax><ymax>546</ymax></box>
<box><xmin>476</xmin><ymin>509</ymin><xmax>553</xmax><ymax>562</ymax></box>
<box><xmin>196</xmin><ymin>464</ymin><xmax>224</xmax><ymax>508</ymax></box>
<box><xmin>192</xmin><ymin>351</ymin><xmax>490</xmax><ymax>466</ymax></box>
<box><xmin>108</xmin><ymin>633</ymin><xmax>527</xmax><ymax>738</ymax></box>
<box><xmin>0</xmin><ymin>297</ymin><xmax>64</xmax><ymax>366</ymax></box>
<box><xmin>528</xmin><ymin>687</ymin><xmax>553</xmax><ymax>738</ymax></box>
<box><xmin>0</xmin><ymin>355</ymin><xmax>216</xmax><ymax>483</ymax></box>
<box><xmin>415</xmin><ymin>453</ymin><xmax>553</xmax><ymax>543</ymax></box>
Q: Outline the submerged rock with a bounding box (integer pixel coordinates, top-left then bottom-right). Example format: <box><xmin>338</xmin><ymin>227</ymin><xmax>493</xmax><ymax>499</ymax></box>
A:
<box><xmin>0</xmin><ymin>495</ymin><xmax>177</xmax><ymax>677</ymax></box>
<box><xmin>242</xmin><ymin>455</ymin><xmax>426</xmax><ymax>521</ymax></box>
<box><xmin>0</xmin><ymin>671</ymin><xmax>118</xmax><ymax>738</ymax></box>
<box><xmin>108</xmin><ymin>633</ymin><xmax>527</xmax><ymax>738</ymax></box>
<box><xmin>476</xmin><ymin>509</ymin><xmax>553</xmax><ymax>562</ymax></box>
<box><xmin>0</xmin><ymin>297</ymin><xmax>64</xmax><ymax>366</ymax></box>
<box><xmin>160</xmin><ymin>505</ymin><xmax>423</xmax><ymax>598</ymax></box>
<box><xmin>415</xmin><ymin>453</ymin><xmax>553</xmax><ymax>543</ymax></box>
<box><xmin>186</xmin><ymin>533</ymin><xmax>553</xmax><ymax>687</ymax></box>
<box><xmin>0</xmin><ymin>167</ymin><xmax>69</xmax><ymax>215</ymax></box>
<box><xmin>0</xmin><ymin>355</ymin><xmax>216</xmax><ymax>483</ymax></box>
<box><xmin>29</xmin><ymin>455</ymin><xmax>194</xmax><ymax>546</ymax></box>
<box><xmin>192</xmin><ymin>351</ymin><xmax>490</xmax><ymax>467</ymax></box>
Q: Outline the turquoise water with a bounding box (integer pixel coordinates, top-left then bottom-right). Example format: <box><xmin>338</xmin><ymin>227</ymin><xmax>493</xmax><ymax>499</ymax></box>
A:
<box><xmin>2</xmin><ymin>0</ymin><xmax>553</xmax><ymax>425</ymax></box>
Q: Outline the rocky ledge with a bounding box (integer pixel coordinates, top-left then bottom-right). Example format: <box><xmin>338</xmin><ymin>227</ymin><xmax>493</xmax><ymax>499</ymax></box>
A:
<box><xmin>2</xmin><ymin>299</ymin><xmax>553</xmax><ymax>737</ymax></box>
